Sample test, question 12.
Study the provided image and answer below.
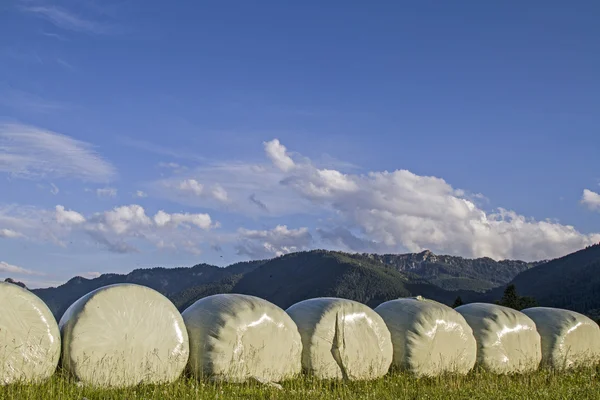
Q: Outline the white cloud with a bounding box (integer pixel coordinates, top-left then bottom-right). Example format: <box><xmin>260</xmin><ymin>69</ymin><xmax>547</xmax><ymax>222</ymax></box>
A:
<box><xmin>21</xmin><ymin>5</ymin><xmax>111</xmax><ymax>35</ymax></box>
<box><xmin>91</xmin><ymin>204</ymin><xmax>152</xmax><ymax>235</ymax></box>
<box><xmin>0</xmin><ymin>228</ymin><xmax>24</xmax><ymax>238</ymax></box>
<box><xmin>176</xmin><ymin>179</ymin><xmax>204</xmax><ymax>196</ymax></box>
<box><xmin>82</xmin><ymin>271</ymin><xmax>101</xmax><ymax>279</ymax></box>
<box><xmin>134</xmin><ymin>190</ymin><xmax>148</xmax><ymax>198</ymax></box>
<box><xmin>153</xmin><ymin>210</ymin><xmax>214</xmax><ymax>230</ymax></box>
<box><xmin>1</xmin><ymin>203</ymin><xmax>220</xmax><ymax>255</ymax></box>
<box><xmin>236</xmin><ymin>225</ymin><xmax>313</xmax><ymax>258</ymax></box>
<box><xmin>0</xmin><ymin>123</ymin><xmax>116</xmax><ymax>182</ymax></box>
<box><xmin>55</xmin><ymin>205</ymin><xmax>86</xmax><ymax>225</ymax></box>
<box><xmin>0</xmin><ymin>261</ymin><xmax>40</xmax><ymax>276</ymax></box>
<box><xmin>582</xmin><ymin>189</ymin><xmax>600</xmax><ymax>211</ymax></box>
<box><xmin>163</xmin><ymin>179</ymin><xmax>230</xmax><ymax>203</ymax></box>
<box><xmin>50</xmin><ymin>183</ymin><xmax>60</xmax><ymax>195</ymax></box>
<box><xmin>96</xmin><ymin>187</ymin><xmax>118</xmax><ymax>198</ymax></box>
<box><xmin>261</xmin><ymin>140</ymin><xmax>600</xmax><ymax>261</ymax></box>
<box><xmin>264</xmin><ymin>139</ymin><xmax>295</xmax><ymax>172</ymax></box>
<box><xmin>211</xmin><ymin>184</ymin><xmax>229</xmax><ymax>202</ymax></box>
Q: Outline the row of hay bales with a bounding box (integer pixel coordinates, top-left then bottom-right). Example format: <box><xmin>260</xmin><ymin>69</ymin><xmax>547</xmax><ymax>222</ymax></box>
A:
<box><xmin>2</xmin><ymin>281</ymin><xmax>600</xmax><ymax>387</ymax></box>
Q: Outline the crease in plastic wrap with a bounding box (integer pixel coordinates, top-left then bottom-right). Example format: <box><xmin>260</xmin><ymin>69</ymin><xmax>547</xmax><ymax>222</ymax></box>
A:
<box><xmin>182</xmin><ymin>294</ymin><xmax>302</xmax><ymax>383</ymax></box>
<box><xmin>0</xmin><ymin>282</ymin><xmax>61</xmax><ymax>385</ymax></box>
<box><xmin>375</xmin><ymin>296</ymin><xmax>476</xmax><ymax>376</ymax></box>
<box><xmin>455</xmin><ymin>303</ymin><xmax>541</xmax><ymax>374</ymax></box>
<box><xmin>522</xmin><ymin>307</ymin><xmax>600</xmax><ymax>369</ymax></box>
<box><xmin>286</xmin><ymin>297</ymin><xmax>393</xmax><ymax>381</ymax></box>
<box><xmin>59</xmin><ymin>283</ymin><xmax>189</xmax><ymax>387</ymax></box>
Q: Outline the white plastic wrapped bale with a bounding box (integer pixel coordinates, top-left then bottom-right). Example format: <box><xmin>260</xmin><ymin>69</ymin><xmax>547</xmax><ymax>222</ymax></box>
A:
<box><xmin>0</xmin><ymin>282</ymin><xmax>60</xmax><ymax>385</ymax></box>
<box><xmin>59</xmin><ymin>283</ymin><xmax>189</xmax><ymax>387</ymax></box>
<box><xmin>455</xmin><ymin>303</ymin><xmax>541</xmax><ymax>374</ymax></box>
<box><xmin>374</xmin><ymin>296</ymin><xmax>476</xmax><ymax>376</ymax></box>
<box><xmin>182</xmin><ymin>294</ymin><xmax>302</xmax><ymax>383</ymax></box>
<box><xmin>286</xmin><ymin>297</ymin><xmax>393</xmax><ymax>380</ymax></box>
<box><xmin>522</xmin><ymin>307</ymin><xmax>600</xmax><ymax>369</ymax></box>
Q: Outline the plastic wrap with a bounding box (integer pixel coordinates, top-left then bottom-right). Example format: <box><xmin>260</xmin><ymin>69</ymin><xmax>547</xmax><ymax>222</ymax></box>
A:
<box><xmin>0</xmin><ymin>282</ymin><xmax>60</xmax><ymax>385</ymax></box>
<box><xmin>59</xmin><ymin>283</ymin><xmax>189</xmax><ymax>387</ymax></box>
<box><xmin>455</xmin><ymin>303</ymin><xmax>541</xmax><ymax>374</ymax></box>
<box><xmin>182</xmin><ymin>294</ymin><xmax>302</xmax><ymax>383</ymax></box>
<box><xmin>374</xmin><ymin>296</ymin><xmax>476</xmax><ymax>376</ymax></box>
<box><xmin>286</xmin><ymin>297</ymin><xmax>392</xmax><ymax>380</ymax></box>
<box><xmin>522</xmin><ymin>307</ymin><xmax>600</xmax><ymax>369</ymax></box>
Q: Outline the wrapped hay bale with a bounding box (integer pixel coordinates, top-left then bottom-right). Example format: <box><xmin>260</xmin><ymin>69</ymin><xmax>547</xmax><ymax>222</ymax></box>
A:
<box><xmin>59</xmin><ymin>283</ymin><xmax>189</xmax><ymax>387</ymax></box>
<box><xmin>0</xmin><ymin>282</ymin><xmax>60</xmax><ymax>385</ymax></box>
<box><xmin>286</xmin><ymin>297</ymin><xmax>392</xmax><ymax>380</ymax></box>
<box><xmin>455</xmin><ymin>303</ymin><xmax>541</xmax><ymax>374</ymax></box>
<box><xmin>182</xmin><ymin>294</ymin><xmax>302</xmax><ymax>382</ymax></box>
<box><xmin>374</xmin><ymin>296</ymin><xmax>476</xmax><ymax>376</ymax></box>
<box><xmin>522</xmin><ymin>307</ymin><xmax>600</xmax><ymax>369</ymax></box>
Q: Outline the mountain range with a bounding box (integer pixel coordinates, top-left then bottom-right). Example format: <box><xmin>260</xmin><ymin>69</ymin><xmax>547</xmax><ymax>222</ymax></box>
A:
<box><xmin>6</xmin><ymin>244</ymin><xmax>599</xmax><ymax>321</ymax></box>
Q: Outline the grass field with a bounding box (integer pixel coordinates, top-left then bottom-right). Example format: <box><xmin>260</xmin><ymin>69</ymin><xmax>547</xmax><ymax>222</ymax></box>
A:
<box><xmin>1</xmin><ymin>366</ymin><xmax>599</xmax><ymax>400</ymax></box>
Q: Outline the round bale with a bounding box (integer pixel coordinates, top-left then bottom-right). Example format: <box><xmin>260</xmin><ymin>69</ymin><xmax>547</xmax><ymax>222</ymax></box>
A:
<box><xmin>286</xmin><ymin>297</ymin><xmax>393</xmax><ymax>380</ymax></box>
<box><xmin>0</xmin><ymin>282</ymin><xmax>60</xmax><ymax>385</ymax></box>
<box><xmin>456</xmin><ymin>303</ymin><xmax>541</xmax><ymax>374</ymax></box>
<box><xmin>375</xmin><ymin>296</ymin><xmax>477</xmax><ymax>376</ymax></box>
<box><xmin>59</xmin><ymin>283</ymin><xmax>189</xmax><ymax>387</ymax></box>
<box><xmin>522</xmin><ymin>307</ymin><xmax>600</xmax><ymax>369</ymax></box>
<box><xmin>182</xmin><ymin>294</ymin><xmax>302</xmax><ymax>383</ymax></box>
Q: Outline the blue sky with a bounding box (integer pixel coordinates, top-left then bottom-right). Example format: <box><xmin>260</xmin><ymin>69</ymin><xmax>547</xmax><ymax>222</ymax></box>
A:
<box><xmin>1</xmin><ymin>0</ymin><xmax>599</xmax><ymax>287</ymax></box>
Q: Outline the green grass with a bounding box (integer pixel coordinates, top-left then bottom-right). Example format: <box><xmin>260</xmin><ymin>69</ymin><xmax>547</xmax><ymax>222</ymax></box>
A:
<box><xmin>1</xmin><ymin>366</ymin><xmax>600</xmax><ymax>400</ymax></box>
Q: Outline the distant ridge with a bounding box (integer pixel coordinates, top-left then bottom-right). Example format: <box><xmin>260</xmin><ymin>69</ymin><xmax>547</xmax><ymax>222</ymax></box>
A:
<box><xmin>24</xmin><ymin>249</ymin><xmax>542</xmax><ymax>320</ymax></box>
<box><xmin>16</xmin><ymin>246</ymin><xmax>600</xmax><ymax>322</ymax></box>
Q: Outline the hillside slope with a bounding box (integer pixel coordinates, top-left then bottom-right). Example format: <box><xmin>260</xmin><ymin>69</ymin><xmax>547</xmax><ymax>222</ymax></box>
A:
<box><xmin>231</xmin><ymin>250</ymin><xmax>463</xmax><ymax>309</ymax></box>
<box><xmin>502</xmin><ymin>243</ymin><xmax>600</xmax><ymax>313</ymax></box>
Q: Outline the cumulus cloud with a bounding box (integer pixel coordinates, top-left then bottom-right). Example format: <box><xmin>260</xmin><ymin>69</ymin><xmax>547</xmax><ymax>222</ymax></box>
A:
<box><xmin>236</xmin><ymin>225</ymin><xmax>313</xmax><ymax>258</ymax></box>
<box><xmin>163</xmin><ymin>179</ymin><xmax>230</xmax><ymax>204</ymax></box>
<box><xmin>153</xmin><ymin>210</ymin><xmax>213</xmax><ymax>230</ymax></box>
<box><xmin>582</xmin><ymin>189</ymin><xmax>600</xmax><ymax>211</ymax></box>
<box><xmin>1</xmin><ymin>203</ymin><xmax>218</xmax><ymax>255</ymax></box>
<box><xmin>263</xmin><ymin>139</ymin><xmax>295</xmax><ymax>172</ymax></box>
<box><xmin>176</xmin><ymin>179</ymin><xmax>204</xmax><ymax>196</ymax></box>
<box><xmin>55</xmin><ymin>205</ymin><xmax>86</xmax><ymax>225</ymax></box>
<box><xmin>0</xmin><ymin>261</ymin><xmax>40</xmax><ymax>276</ymax></box>
<box><xmin>262</xmin><ymin>140</ymin><xmax>600</xmax><ymax>261</ymax></box>
<box><xmin>0</xmin><ymin>123</ymin><xmax>116</xmax><ymax>182</ymax></box>
<box><xmin>96</xmin><ymin>187</ymin><xmax>117</xmax><ymax>198</ymax></box>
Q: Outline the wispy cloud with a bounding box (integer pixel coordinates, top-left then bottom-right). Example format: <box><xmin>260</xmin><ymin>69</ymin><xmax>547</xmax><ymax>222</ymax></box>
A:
<box><xmin>96</xmin><ymin>187</ymin><xmax>118</xmax><ymax>198</ymax></box>
<box><xmin>0</xmin><ymin>123</ymin><xmax>116</xmax><ymax>182</ymax></box>
<box><xmin>21</xmin><ymin>5</ymin><xmax>113</xmax><ymax>35</ymax></box>
<box><xmin>50</xmin><ymin>183</ymin><xmax>60</xmax><ymax>195</ymax></box>
<box><xmin>0</xmin><ymin>261</ymin><xmax>42</xmax><ymax>276</ymax></box>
